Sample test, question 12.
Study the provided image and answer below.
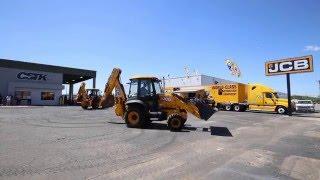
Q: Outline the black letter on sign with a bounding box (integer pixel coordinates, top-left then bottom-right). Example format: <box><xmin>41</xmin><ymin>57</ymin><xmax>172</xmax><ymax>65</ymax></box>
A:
<box><xmin>17</xmin><ymin>72</ymin><xmax>28</xmax><ymax>79</ymax></box>
<box><xmin>38</xmin><ymin>74</ymin><xmax>47</xmax><ymax>81</ymax></box>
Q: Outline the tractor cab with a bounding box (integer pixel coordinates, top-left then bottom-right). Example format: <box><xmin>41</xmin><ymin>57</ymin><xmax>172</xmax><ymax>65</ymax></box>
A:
<box><xmin>127</xmin><ymin>76</ymin><xmax>163</xmax><ymax>112</ymax></box>
<box><xmin>86</xmin><ymin>89</ymin><xmax>101</xmax><ymax>98</ymax></box>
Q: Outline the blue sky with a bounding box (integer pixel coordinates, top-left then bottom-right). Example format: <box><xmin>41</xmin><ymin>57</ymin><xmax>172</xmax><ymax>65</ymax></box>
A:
<box><xmin>1</xmin><ymin>0</ymin><xmax>319</xmax><ymax>96</ymax></box>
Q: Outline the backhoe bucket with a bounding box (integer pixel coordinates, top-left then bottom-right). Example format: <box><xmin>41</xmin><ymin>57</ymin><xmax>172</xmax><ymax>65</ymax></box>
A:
<box><xmin>190</xmin><ymin>99</ymin><xmax>215</xmax><ymax>120</ymax></box>
<box><xmin>99</xmin><ymin>94</ymin><xmax>115</xmax><ymax>108</ymax></box>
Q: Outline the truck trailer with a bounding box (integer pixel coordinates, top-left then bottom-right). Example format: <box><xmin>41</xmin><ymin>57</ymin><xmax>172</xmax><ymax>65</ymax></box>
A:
<box><xmin>166</xmin><ymin>83</ymin><xmax>289</xmax><ymax>114</ymax></box>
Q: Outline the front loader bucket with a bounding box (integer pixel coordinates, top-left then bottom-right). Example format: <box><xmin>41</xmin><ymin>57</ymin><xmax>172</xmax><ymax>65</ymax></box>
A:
<box><xmin>190</xmin><ymin>99</ymin><xmax>215</xmax><ymax>120</ymax></box>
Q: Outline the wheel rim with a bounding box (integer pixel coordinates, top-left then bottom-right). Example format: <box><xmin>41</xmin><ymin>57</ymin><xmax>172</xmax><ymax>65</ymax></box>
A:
<box><xmin>128</xmin><ymin>111</ymin><xmax>139</xmax><ymax>125</ymax></box>
<box><xmin>278</xmin><ymin>108</ymin><xmax>285</xmax><ymax>114</ymax></box>
<box><xmin>226</xmin><ymin>106</ymin><xmax>231</xmax><ymax>111</ymax></box>
<box><xmin>235</xmin><ymin>106</ymin><xmax>240</xmax><ymax>111</ymax></box>
<box><xmin>171</xmin><ymin>118</ymin><xmax>181</xmax><ymax>128</ymax></box>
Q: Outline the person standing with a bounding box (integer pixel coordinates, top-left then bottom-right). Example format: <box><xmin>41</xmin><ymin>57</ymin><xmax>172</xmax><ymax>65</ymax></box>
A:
<box><xmin>6</xmin><ymin>95</ymin><xmax>11</xmax><ymax>106</ymax></box>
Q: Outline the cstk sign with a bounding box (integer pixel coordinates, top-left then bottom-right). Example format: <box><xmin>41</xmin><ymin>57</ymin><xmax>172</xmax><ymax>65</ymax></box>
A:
<box><xmin>17</xmin><ymin>72</ymin><xmax>47</xmax><ymax>81</ymax></box>
<box><xmin>265</xmin><ymin>55</ymin><xmax>313</xmax><ymax>76</ymax></box>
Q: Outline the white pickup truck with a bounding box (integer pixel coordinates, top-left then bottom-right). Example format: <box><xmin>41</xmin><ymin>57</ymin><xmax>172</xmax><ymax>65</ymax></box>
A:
<box><xmin>293</xmin><ymin>100</ymin><xmax>315</xmax><ymax>112</ymax></box>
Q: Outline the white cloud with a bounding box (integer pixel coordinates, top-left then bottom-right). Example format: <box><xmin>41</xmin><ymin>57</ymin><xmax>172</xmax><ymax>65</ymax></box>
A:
<box><xmin>304</xmin><ymin>45</ymin><xmax>320</xmax><ymax>52</ymax></box>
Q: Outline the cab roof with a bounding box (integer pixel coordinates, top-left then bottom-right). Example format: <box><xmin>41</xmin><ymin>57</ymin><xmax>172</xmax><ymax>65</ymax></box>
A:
<box><xmin>130</xmin><ymin>75</ymin><xmax>160</xmax><ymax>81</ymax></box>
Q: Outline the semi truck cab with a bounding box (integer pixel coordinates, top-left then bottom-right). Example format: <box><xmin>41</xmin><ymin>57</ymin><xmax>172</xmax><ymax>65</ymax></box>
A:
<box><xmin>248</xmin><ymin>84</ymin><xmax>288</xmax><ymax>114</ymax></box>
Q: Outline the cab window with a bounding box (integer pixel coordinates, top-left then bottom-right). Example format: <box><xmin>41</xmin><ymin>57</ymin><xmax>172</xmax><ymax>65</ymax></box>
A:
<box><xmin>128</xmin><ymin>80</ymin><xmax>138</xmax><ymax>98</ymax></box>
<box><xmin>265</xmin><ymin>92</ymin><xmax>273</xmax><ymax>99</ymax></box>
<box><xmin>153</xmin><ymin>81</ymin><xmax>162</xmax><ymax>94</ymax></box>
<box><xmin>139</xmin><ymin>80</ymin><xmax>153</xmax><ymax>97</ymax></box>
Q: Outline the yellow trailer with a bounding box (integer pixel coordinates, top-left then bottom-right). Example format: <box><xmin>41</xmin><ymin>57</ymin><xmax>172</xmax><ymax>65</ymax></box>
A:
<box><xmin>205</xmin><ymin>83</ymin><xmax>247</xmax><ymax>111</ymax></box>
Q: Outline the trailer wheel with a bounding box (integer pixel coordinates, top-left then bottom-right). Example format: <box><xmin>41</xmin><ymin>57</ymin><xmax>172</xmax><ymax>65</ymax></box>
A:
<box><xmin>168</xmin><ymin>114</ymin><xmax>184</xmax><ymax>131</ymax></box>
<box><xmin>225</xmin><ymin>105</ymin><xmax>233</xmax><ymax>111</ymax></box>
<box><xmin>234</xmin><ymin>104</ymin><xmax>241</xmax><ymax>112</ymax></box>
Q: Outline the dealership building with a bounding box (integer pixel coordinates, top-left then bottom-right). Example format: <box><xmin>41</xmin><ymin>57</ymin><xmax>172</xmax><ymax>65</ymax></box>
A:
<box><xmin>0</xmin><ymin>59</ymin><xmax>96</xmax><ymax>105</ymax></box>
<box><xmin>164</xmin><ymin>74</ymin><xmax>235</xmax><ymax>88</ymax></box>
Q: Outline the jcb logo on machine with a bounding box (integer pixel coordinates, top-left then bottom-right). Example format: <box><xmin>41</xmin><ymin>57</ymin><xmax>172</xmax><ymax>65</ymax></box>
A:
<box><xmin>265</xmin><ymin>55</ymin><xmax>313</xmax><ymax>76</ymax></box>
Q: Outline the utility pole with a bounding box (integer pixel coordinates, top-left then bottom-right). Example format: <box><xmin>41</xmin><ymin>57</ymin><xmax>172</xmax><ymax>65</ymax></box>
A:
<box><xmin>318</xmin><ymin>80</ymin><xmax>320</xmax><ymax>97</ymax></box>
<box><xmin>286</xmin><ymin>74</ymin><xmax>292</xmax><ymax>116</ymax></box>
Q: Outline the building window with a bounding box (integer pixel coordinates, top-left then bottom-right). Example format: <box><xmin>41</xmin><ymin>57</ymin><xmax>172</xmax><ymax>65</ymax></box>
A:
<box><xmin>15</xmin><ymin>91</ymin><xmax>31</xmax><ymax>100</ymax></box>
<box><xmin>41</xmin><ymin>92</ymin><xmax>55</xmax><ymax>100</ymax></box>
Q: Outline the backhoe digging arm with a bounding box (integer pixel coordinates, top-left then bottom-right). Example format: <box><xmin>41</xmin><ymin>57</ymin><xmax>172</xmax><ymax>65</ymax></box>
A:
<box><xmin>99</xmin><ymin>68</ymin><xmax>127</xmax><ymax>117</ymax></box>
<box><xmin>76</xmin><ymin>82</ymin><xmax>88</xmax><ymax>103</ymax></box>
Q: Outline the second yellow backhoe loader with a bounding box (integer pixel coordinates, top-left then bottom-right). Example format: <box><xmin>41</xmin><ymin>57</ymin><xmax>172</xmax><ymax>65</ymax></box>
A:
<box><xmin>78</xmin><ymin>68</ymin><xmax>215</xmax><ymax>131</ymax></box>
<box><xmin>76</xmin><ymin>83</ymin><xmax>114</xmax><ymax>110</ymax></box>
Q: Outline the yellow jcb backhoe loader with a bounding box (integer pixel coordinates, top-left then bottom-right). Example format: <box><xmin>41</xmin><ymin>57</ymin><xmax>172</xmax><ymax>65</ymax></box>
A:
<box><xmin>76</xmin><ymin>84</ymin><xmax>114</xmax><ymax>110</ymax></box>
<box><xmin>78</xmin><ymin>68</ymin><xmax>215</xmax><ymax>131</ymax></box>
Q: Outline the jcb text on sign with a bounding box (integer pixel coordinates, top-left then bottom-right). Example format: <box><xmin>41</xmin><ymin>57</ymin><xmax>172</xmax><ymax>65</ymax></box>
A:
<box><xmin>265</xmin><ymin>55</ymin><xmax>313</xmax><ymax>76</ymax></box>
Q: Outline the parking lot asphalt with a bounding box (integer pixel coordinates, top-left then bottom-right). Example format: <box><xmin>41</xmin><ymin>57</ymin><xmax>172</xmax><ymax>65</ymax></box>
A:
<box><xmin>0</xmin><ymin>106</ymin><xmax>320</xmax><ymax>180</ymax></box>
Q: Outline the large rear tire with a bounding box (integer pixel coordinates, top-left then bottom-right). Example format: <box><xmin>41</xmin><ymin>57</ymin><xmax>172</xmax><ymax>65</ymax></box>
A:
<box><xmin>168</xmin><ymin>114</ymin><xmax>185</xmax><ymax>131</ymax></box>
<box><xmin>124</xmin><ymin>106</ymin><xmax>145</xmax><ymax>128</ymax></box>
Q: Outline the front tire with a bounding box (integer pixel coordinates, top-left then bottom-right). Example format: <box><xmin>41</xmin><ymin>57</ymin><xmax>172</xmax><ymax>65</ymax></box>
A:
<box><xmin>168</xmin><ymin>114</ymin><xmax>185</xmax><ymax>131</ymax></box>
<box><xmin>125</xmin><ymin>107</ymin><xmax>145</xmax><ymax>128</ymax></box>
<box><xmin>276</xmin><ymin>106</ymin><xmax>287</xmax><ymax>115</ymax></box>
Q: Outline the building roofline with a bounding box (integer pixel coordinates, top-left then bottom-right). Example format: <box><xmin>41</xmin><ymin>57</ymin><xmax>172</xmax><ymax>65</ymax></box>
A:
<box><xmin>164</xmin><ymin>74</ymin><xmax>234</xmax><ymax>81</ymax></box>
<box><xmin>0</xmin><ymin>58</ymin><xmax>96</xmax><ymax>84</ymax></box>
<box><xmin>164</xmin><ymin>74</ymin><xmax>206</xmax><ymax>80</ymax></box>
<box><xmin>0</xmin><ymin>58</ymin><xmax>96</xmax><ymax>74</ymax></box>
